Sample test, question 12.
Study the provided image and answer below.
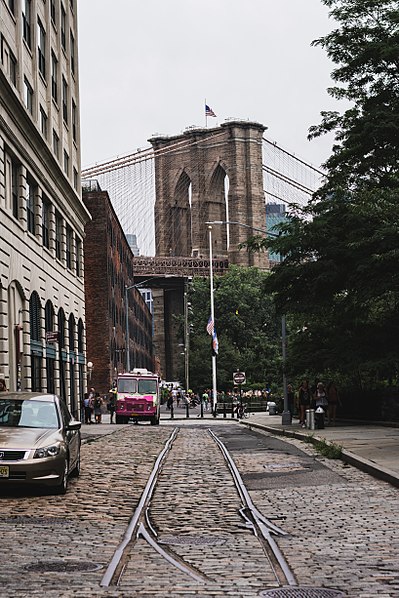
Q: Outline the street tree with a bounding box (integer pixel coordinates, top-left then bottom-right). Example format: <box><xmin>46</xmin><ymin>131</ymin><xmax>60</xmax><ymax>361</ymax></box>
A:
<box><xmin>184</xmin><ymin>266</ymin><xmax>282</xmax><ymax>393</ymax></box>
<box><xmin>244</xmin><ymin>0</ymin><xmax>399</xmax><ymax>388</ymax></box>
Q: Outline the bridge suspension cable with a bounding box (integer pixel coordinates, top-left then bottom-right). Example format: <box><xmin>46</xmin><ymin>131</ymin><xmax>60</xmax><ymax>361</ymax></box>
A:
<box><xmin>82</xmin><ymin>130</ymin><xmax>326</xmax><ymax>256</ymax></box>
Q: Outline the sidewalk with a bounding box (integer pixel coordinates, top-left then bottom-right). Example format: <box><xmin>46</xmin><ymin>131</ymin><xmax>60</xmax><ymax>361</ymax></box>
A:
<box><xmin>242</xmin><ymin>411</ymin><xmax>399</xmax><ymax>488</ymax></box>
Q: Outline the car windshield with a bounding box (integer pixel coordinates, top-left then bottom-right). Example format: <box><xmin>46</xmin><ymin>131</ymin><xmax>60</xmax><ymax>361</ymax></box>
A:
<box><xmin>118</xmin><ymin>379</ymin><xmax>138</xmax><ymax>393</ymax></box>
<box><xmin>0</xmin><ymin>399</ymin><xmax>59</xmax><ymax>428</ymax></box>
<box><xmin>138</xmin><ymin>379</ymin><xmax>157</xmax><ymax>395</ymax></box>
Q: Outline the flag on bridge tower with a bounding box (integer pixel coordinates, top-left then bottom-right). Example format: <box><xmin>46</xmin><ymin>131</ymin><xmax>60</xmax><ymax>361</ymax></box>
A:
<box><xmin>205</xmin><ymin>104</ymin><xmax>217</xmax><ymax>117</ymax></box>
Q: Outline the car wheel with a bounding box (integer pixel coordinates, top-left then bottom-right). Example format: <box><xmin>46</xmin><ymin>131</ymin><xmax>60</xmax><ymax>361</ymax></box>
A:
<box><xmin>54</xmin><ymin>459</ymin><xmax>69</xmax><ymax>495</ymax></box>
<box><xmin>115</xmin><ymin>414</ymin><xmax>123</xmax><ymax>424</ymax></box>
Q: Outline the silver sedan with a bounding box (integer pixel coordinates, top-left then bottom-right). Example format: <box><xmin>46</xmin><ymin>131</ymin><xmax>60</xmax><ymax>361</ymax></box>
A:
<box><xmin>0</xmin><ymin>392</ymin><xmax>81</xmax><ymax>494</ymax></box>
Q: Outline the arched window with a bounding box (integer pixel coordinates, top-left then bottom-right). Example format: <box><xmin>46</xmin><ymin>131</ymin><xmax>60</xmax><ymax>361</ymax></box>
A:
<box><xmin>29</xmin><ymin>291</ymin><xmax>42</xmax><ymax>391</ymax></box>
<box><xmin>29</xmin><ymin>291</ymin><xmax>41</xmax><ymax>341</ymax></box>
<box><xmin>68</xmin><ymin>314</ymin><xmax>75</xmax><ymax>351</ymax></box>
<box><xmin>58</xmin><ymin>308</ymin><xmax>66</xmax><ymax>400</ymax></box>
<box><xmin>45</xmin><ymin>300</ymin><xmax>56</xmax><ymax>393</ymax></box>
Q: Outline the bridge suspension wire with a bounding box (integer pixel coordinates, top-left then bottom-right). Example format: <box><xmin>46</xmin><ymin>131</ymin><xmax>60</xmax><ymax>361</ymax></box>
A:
<box><xmin>262</xmin><ymin>137</ymin><xmax>325</xmax><ymax>226</ymax></box>
<box><xmin>82</xmin><ymin>130</ymin><xmax>326</xmax><ymax>257</ymax></box>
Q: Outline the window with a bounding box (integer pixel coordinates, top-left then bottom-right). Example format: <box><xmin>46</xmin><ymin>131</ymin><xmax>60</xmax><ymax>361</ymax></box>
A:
<box><xmin>4</xmin><ymin>153</ymin><xmax>20</xmax><ymax>217</ymax></box>
<box><xmin>75</xmin><ymin>236</ymin><xmax>81</xmax><ymax>276</ymax></box>
<box><xmin>51</xmin><ymin>51</ymin><xmax>58</xmax><ymax>102</ymax></box>
<box><xmin>11</xmin><ymin>157</ymin><xmax>19</xmax><ymax>218</ymax></box>
<box><xmin>42</xmin><ymin>195</ymin><xmax>50</xmax><ymax>249</ymax></box>
<box><xmin>52</xmin><ymin>129</ymin><xmax>59</xmax><ymax>158</ymax></box>
<box><xmin>7</xmin><ymin>0</ymin><xmax>15</xmax><ymax>15</ymax></box>
<box><xmin>9</xmin><ymin>51</ymin><xmax>17</xmax><ymax>86</ymax></box>
<box><xmin>40</xmin><ymin>106</ymin><xmax>48</xmax><ymax>139</ymax></box>
<box><xmin>63</xmin><ymin>150</ymin><xmax>69</xmax><ymax>175</ymax></box>
<box><xmin>70</xmin><ymin>31</ymin><xmax>75</xmax><ymax>75</ymax></box>
<box><xmin>22</xmin><ymin>0</ymin><xmax>32</xmax><ymax>49</ymax></box>
<box><xmin>72</xmin><ymin>100</ymin><xmax>77</xmax><ymax>142</ymax></box>
<box><xmin>73</xmin><ymin>167</ymin><xmax>78</xmax><ymax>190</ymax></box>
<box><xmin>66</xmin><ymin>225</ymin><xmax>72</xmax><ymax>269</ymax></box>
<box><xmin>37</xmin><ymin>19</ymin><xmax>46</xmax><ymax>79</ymax></box>
<box><xmin>62</xmin><ymin>76</ymin><xmax>68</xmax><ymax>123</ymax></box>
<box><xmin>26</xmin><ymin>175</ymin><xmax>36</xmax><ymax>234</ymax></box>
<box><xmin>23</xmin><ymin>78</ymin><xmax>33</xmax><ymax>114</ymax></box>
<box><xmin>1</xmin><ymin>39</ymin><xmax>18</xmax><ymax>87</ymax></box>
<box><xmin>55</xmin><ymin>211</ymin><xmax>62</xmax><ymax>259</ymax></box>
<box><xmin>50</xmin><ymin>0</ymin><xmax>57</xmax><ymax>24</ymax></box>
<box><xmin>60</xmin><ymin>4</ymin><xmax>66</xmax><ymax>50</ymax></box>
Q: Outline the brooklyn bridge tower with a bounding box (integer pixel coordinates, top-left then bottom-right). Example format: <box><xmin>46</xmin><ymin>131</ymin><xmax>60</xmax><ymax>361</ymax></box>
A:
<box><xmin>150</xmin><ymin>120</ymin><xmax>268</xmax><ymax>267</ymax></box>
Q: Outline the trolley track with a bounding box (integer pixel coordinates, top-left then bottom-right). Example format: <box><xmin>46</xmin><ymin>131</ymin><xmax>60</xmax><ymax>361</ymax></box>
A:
<box><xmin>101</xmin><ymin>425</ymin><xmax>297</xmax><ymax>592</ymax></box>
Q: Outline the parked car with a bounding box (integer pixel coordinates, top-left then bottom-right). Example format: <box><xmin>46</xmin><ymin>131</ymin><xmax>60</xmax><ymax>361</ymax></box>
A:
<box><xmin>0</xmin><ymin>392</ymin><xmax>81</xmax><ymax>494</ymax></box>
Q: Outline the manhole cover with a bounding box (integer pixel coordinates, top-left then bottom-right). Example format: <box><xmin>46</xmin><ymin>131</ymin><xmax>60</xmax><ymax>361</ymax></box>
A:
<box><xmin>160</xmin><ymin>535</ymin><xmax>227</xmax><ymax>546</ymax></box>
<box><xmin>25</xmin><ymin>561</ymin><xmax>102</xmax><ymax>573</ymax></box>
<box><xmin>260</xmin><ymin>588</ymin><xmax>345</xmax><ymax>597</ymax></box>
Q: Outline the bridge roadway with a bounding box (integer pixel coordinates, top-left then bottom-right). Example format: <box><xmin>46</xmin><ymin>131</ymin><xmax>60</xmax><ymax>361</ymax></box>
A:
<box><xmin>0</xmin><ymin>415</ymin><xmax>397</xmax><ymax>597</ymax></box>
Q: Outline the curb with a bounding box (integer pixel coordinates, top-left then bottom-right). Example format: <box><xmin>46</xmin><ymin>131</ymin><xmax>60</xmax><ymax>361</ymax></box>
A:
<box><xmin>240</xmin><ymin>420</ymin><xmax>399</xmax><ymax>489</ymax></box>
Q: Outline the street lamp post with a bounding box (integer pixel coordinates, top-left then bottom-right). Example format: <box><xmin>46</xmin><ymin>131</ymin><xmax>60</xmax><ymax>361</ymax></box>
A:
<box><xmin>205</xmin><ymin>220</ymin><xmax>292</xmax><ymax>426</ymax></box>
<box><xmin>208</xmin><ymin>226</ymin><xmax>218</xmax><ymax>415</ymax></box>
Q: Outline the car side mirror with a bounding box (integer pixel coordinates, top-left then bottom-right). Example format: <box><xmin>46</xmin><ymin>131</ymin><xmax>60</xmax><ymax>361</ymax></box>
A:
<box><xmin>67</xmin><ymin>420</ymin><xmax>81</xmax><ymax>431</ymax></box>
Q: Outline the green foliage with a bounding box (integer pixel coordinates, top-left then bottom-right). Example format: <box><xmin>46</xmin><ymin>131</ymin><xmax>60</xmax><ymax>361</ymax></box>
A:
<box><xmin>186</xmin><ymin>266</ymin><xmax>282</xmax><ymax>392</ymax></box>
<box><xmin>244</xmin><ymin>0</ymin><xmax>399</xmax><ymax>391</ymax></box>
<box><xmin>313</xmin><ymin>439</ymin><xmax>343</xmax><ymax>460</ymax></box>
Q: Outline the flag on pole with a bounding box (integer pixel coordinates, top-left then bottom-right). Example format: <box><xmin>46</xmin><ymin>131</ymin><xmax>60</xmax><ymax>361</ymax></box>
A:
<box><xmin>205</xmin><ymin>104</ymin><xmax>217</xmax><ymax>117</ymax></box>
<box><xmin>212</xmin><ymin>329</ymin><xmax>219</xmax><ymax>355</ymax></box>
<box><xmin>206</xmin><ymin>316</ymin><xmax>214</xmax><ymax>335</ymax></box>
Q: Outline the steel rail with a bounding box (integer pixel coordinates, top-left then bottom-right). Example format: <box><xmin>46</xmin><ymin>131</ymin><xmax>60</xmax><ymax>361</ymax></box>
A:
<box><xmin>100</xmin><ymin>428</ymin><xmax>178</xmax><ymax>587</ymax></box>
<box><xmin>208</xmin><ymin>429</ymin><xmax>297</xmax><ymax>587</ymax></box>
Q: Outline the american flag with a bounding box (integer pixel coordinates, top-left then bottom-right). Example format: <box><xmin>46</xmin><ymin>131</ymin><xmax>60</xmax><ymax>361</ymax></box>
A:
<box><xmin>205</xmin><ymin>104</ymin><xmax>217</xmax><ymax>117</ymax></box>
<box><xmin>212</xmin><ymin>329</ymin><xmax>219</xmax><ymax>355</ymax></box>
<box><xmin>206</xmin><ymin>316</ymin><xmax>214</xmax><ymax>335</ymax></box>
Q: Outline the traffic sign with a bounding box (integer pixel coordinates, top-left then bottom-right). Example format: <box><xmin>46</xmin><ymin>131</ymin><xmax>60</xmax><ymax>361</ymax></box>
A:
<box><xmin>233</xmin><ymin>371</ymin><xmax>246</xmax><ymax>385</ymax></box>
<box><xmin>45</xmin><ymin>331</ymin><xmax>59</xmax><ymax>343</ymax></box>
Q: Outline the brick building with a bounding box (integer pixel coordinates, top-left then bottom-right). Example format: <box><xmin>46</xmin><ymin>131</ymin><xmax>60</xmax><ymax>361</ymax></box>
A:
<box><xmin>82</xmin><ymin>181</ymin><xmax>154</xmax><ymax>394</ymax></box>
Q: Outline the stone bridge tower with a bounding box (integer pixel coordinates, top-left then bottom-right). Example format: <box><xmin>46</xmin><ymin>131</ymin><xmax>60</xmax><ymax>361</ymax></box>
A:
<box><xmin>150</xmin><ymin>120</ymin><xmax>268</xmax><ymax>268</ymax></box>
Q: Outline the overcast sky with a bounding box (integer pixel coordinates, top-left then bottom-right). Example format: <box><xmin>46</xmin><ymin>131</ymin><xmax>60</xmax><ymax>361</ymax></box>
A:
<box><xmin>78</xmin><ymin>0</ymin><xmax>339</xmax><ymax>171</ymax></box>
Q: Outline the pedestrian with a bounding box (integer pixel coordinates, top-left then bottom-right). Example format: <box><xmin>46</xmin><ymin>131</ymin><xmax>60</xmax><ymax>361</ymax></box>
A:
<box><xmin>88</xmin><ymin>387</ymin><xmax>96</xmax><ymax>423</ymax></box>
<box><xmin>83</xmin><ymin>393</ymin><xmax>92</xmax><ymax>424</ymax></box>
<box><xmin>107</xmin><ymin>392</ymin><xmax>116</xmax><ymax>423</ymax></box>
<box><xmin>93</xmin><ymin>393</ymin><xmax>103</xmax><ymax>423</ymax></box>
<box><xmin>327</xmin><ymin>381</ymin><xmax>341</xmax><ymax>425</ymax></box>
<box><xmin>298</xmin><ymin>380</ymin><xmax>311</xmax><ymax>428</ymax></box>
<box><xmin>314</xmin><ymin>381</ymin><xmax>329</xmax><ymax>421</ymax></box>
<box><xmin>167</xmin><ymin>392</ymin><xmax>174</xmax><ymax>410</ymax></box>
<box><xmin>202</xmin><ymin>390</ymin><xmax>209</xmax><ymax>411</ymax></box>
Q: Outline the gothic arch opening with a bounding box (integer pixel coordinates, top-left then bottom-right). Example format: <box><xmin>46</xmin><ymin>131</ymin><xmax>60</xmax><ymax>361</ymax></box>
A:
<box><xmin>169</xmin><ymin>171</ymin><xmax>192</xmax><ymax>256</ymax></box>
<box><xmin>207</xmin><ymin>163</ymin><xmax>229</xmax><ymax>257</ymax></box>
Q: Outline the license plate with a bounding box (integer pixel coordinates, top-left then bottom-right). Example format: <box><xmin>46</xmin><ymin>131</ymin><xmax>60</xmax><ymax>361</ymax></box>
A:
<box><xmin>0</xmin><ymin>466</ymin><xmax>9</xmax><ymax>478</ymax></box>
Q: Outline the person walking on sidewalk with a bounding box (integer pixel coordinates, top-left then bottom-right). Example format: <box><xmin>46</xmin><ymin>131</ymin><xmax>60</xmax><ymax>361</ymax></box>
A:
<box><xmin>298</xmin><ymin>380</ymin><xmax>311</xmax><ymax>428</ymax></box>
<box><xmin>314</xmin><ymin>381</ymin><xmax>329</xmax><ymax>423</ymax></box>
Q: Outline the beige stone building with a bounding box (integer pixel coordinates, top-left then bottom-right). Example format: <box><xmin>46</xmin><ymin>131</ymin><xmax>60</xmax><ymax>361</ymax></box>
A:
<box><xmin>0</xmin><ymin>0</ymin><xmax>90</xmax><ymax>416</ymax></box>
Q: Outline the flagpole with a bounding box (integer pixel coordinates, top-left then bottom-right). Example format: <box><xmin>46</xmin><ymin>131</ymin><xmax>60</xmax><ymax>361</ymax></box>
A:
<box><xmin>208</xmin><ymin>225</ymin><xmax>217</xmax><ymax>415</ymax></box>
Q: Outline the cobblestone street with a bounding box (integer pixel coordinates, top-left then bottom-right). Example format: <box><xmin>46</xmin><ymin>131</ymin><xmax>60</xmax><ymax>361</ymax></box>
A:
<box><xmin>0</xmin><ymin>420</ymin><xmax>398</xmax><ymax>597</ymax></box>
